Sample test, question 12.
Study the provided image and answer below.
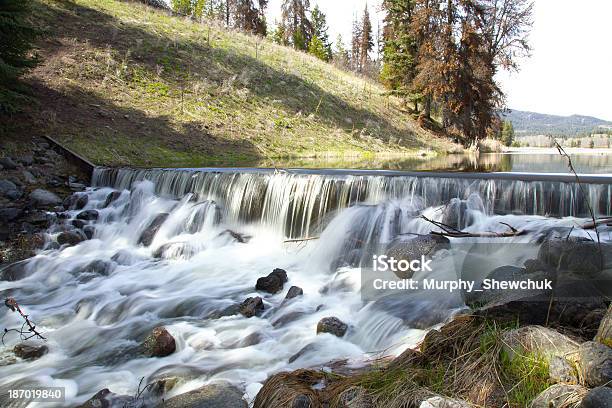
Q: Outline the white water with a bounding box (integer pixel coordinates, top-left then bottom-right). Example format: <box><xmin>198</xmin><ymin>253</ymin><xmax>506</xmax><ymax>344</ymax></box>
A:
<box><xmin>0</xmin><ymin>169</ymin><xmax>610</xmax><ymax>406</ymax></box>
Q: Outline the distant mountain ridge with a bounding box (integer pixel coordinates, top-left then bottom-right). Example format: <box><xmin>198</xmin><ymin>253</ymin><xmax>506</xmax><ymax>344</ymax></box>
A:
<box><xmin>503</xmin><ymin>109</ymin><xmax>612</xmax><ymax>137</ymax></box>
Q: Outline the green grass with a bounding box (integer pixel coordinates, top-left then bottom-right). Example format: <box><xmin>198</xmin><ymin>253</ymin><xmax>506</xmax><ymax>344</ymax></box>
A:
<box><xmin>17</xmin><ymin>0</ymin><xmax>457</xmax><ymax>167</ymax></box>
<box><xmin>501</xmin><ymin>350</ymin><xmax>552</xmax><ymax>407</ymax></box>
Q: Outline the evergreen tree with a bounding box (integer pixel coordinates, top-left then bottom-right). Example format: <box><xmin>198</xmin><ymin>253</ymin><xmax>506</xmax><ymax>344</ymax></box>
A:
<box><xmin>359</xmin><ymin>4</ymin><xmax>374</xmax><ymax>72</ymax></box>
<box><xmin>234</xmin><ymin>0</ymin><xmax>268</xmax><ymax>35</ymax></box>
<box><xmin>332</xmin><ymin>34</ymin><xmax>350</xmax><ymax>68</ymax></box>
<box><xmin>308</xmin><ymin>35</ymin><xmax>327</xmax><ymax>61</ymax></box>
<box><xmin>350</xmin><ymin>15</ymin><xmax>362</xmax><ymax>71</ymax></box>
<box><xmin>501</xmin><ymin>121</ymin><xmax>515</xmax><ymax>146</ymax></box>
<box><xmin>0</xmin><ymin>0</ymin><xmax>41</xmax><ymax>113</ymax></box>
<box><xmin>280</xmin><ymin>0</ymin><xmax>312</xmax><ymax>50</ymax></box>
<box><xmin>310</xmin><ymin>5</ymin><xmax>331</xmax><ymax>61</ymax></box>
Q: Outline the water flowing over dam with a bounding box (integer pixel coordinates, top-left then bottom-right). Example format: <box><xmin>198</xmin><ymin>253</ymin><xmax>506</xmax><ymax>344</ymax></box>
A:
<box><xmin>1</xmin><ymin>166</ymin><xmax>610</xmax><ymax>405</ymax></box>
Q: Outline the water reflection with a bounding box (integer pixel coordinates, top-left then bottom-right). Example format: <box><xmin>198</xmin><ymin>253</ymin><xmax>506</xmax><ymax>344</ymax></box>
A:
<box><xmin>252</xmin><ymin>152</ymin><xmax>612</xmax><ymax>174</ymax></box>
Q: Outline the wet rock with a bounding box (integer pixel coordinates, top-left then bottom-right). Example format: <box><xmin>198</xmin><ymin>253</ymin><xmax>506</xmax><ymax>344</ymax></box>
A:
<box><xmin>531</xmin><ymin>384</ymin><xmax>588</xmax><ymax>408</ymax></box>
<box><xmin>71</xmin><ymin>219</ymin><xmax>87</xmax><ymax>229</ymax></box>
<box><xmin>143</xmin><ymin>327</ymin><xmax>176</xmax><ymax>357</ymax></box>
<box><xmin>207</xmin><ymin>304</ymin><xmax>241</xmax><ymax>319</ymax></box>
<box><xmin>21</xmin><ymin>170</ymin><xmax>37</xmax><ymax>184</ymax></box>
<box><xmin>285</xmin><ymin>286</ymin><xmax>304</xmax><ymax>300</ymax></box>
<box><xmin>76</xmin><ymin>209</ymin><xmax>99</xmax><ymax>221</ymax></box>
<box><xmin>146</xmin><ymin>377</ymin><xmax>181</xmax><ymax>398</ymax></box>
<box><xmin>580</xmin><ymin>386</ymin><xmax>612</xmax><ymax>408</ymax></box>
<box><xmin>441</xmin><ymin>194</ymin><xmax>484</xmax><ymax>230</ymax></box>
<box><xmin>549</xmin><ymin>356</ymin><xmax>578</xmax><ymax>384</ymax></box>
<box><xmin>385</xmin><ymin>234</ymin><xmax>450</xmax><ymax>279</ymax></box>
<box><xmin>103</xmin><ymin>191</ymin><xmax>122</xmax><ymax>207</ymax></box>
<box><xmin>217</xmin><ymin>229</ymin><xmax>251</xmax><ymax>243</ymax></box>
<box><xmin>18</xmin><ymin>155</ymin><xmax>33</xmax><ymax>166</ymax></box>
<box><xmin>25</xmin><ymin>210</ymin><xmax>53</xmax><ymax>227</ymax></box>
<box><xmin>577</xmin><ymin>341</ymin><xmax>612</xmax><ymax>388</ymax></box>
<box><xmin>0</xmin><ymin>157</ymin><xmax>18</xmax><ymax>169</ymax></box>
<box><xmin>502</xmin><ymin>325</ymin><xmax>580</xmax><ymax>364</ymax></box>
<box><xmin>83</xmin><ymin>225</ymin><xmax>95</xmax><ymax>240</ymax></box>
<box><xmin>0</xmin><ymin>207</ymin><xmax>21</xmax><ymax>223</ymax></box>
<box><xmin>0</xmin><ymin>179</ymin><xmax>21</xmax><ymax>200</ymax></box>
<box><xmin>596</xmin><ymin>304</ymin><xmax>612</xmax><ymax>347</ymax></box>
<box><xmin>63</xmin><ymin>193</ymin><xmax>88</xmax><ymax>210</ymax></box>
<box><xmin>13</xmin><ymin>343</ymin><xmax>48</xmax><ymax>360</ymax></box>
<box><xmin>77</xmin><ymin>388</ymin><xmax>133</xmax><ymax>408</ymax></box>
<box><xmin>29</xmin><ymin>189</ymin><xmax>61</xmax><ymax>208</ymax></box>
<box><xmin>253</xmin><ymin>370</ymin><xmax>322</xmax><ymax>408</ymax></box>
<box><xmin>538</xmin><ymin>235</ymin><xmax>604</xmax><ymax>278</ymax></box>
<box><xmin>256</xmin><ymin>268</ymin><xmax>288</xmax><ymax>294</ymax></box>
<box><xmin>317</xmin><ymin>316</ymin><xmax>348</xmax><ymax>337</ymax></box>
<box><xmin>152</xmin><ymin>242</ymin><xmax>196</xmax><ymax>260</ymax></box>
<box><xmin>57</xmin><ymin>229</ymin><xmax>87</xmax><ymax>246</ymax></box>
<box><xmin>419</xmin><ymin>396</ymin><xmax>470</xmax><ymax>408</ymax></box>
<box><xmin>111</xmin><ymin>249</ymin><xmax>144</xmax><ymax>266</ymax></box>
<box><xmin>81</xmin><ymin>260</ymin><xmax>115</xmax><ymax>276</ymax></box>
<box><xmin>338</xmin><ymin>386</ymin><xmax>373</xmax><ymax>408</ymax></box>
<box><xmin>159</xmin><ymin>382</ymin><xmax>247</xmax><ymax>408</ymax></box>
<box><xmin>272</xmin><ymin>311</ymin><xmax>307</xmax><ymax>328</ymax></box>
<box><xmin>288</xmin><ymin>343</ymin><xmax>319</xmax><ymax>364</ymax></box>
<box><xmin>239</xmin><ymin>297</ymin><xmax>264</xmax><ymax>318</ymax></box>
<box><xmin>0</xmin><ymin>261</ymin><xmax>29</xmax><ymax>281</ymax></box>
<box><xmin>138</xmin><ymin>213</ymin><xmax>169</xmax><ymax>246</ymax></box>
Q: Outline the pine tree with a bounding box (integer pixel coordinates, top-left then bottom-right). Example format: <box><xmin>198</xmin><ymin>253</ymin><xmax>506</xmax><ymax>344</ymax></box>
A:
<box><xmin>280</xmin><ymin>0</ymin><xmax>312</xmax><ymax>50</ymax></box>
<box><xmin>310</xmin><ymin>5</ymin><xmax>331</xmax><ymax>61</ymax></box>
<box><xmin>501</xmin><ymin>121</ymin><xmax>515</xmax><ymax>146</ymax></box>
<box><xmin>0</xmin><ymin>0</ymin><xmax>41</xmax><ymax>113</ymax></box>
<box><xmin>234</xmin><ymin>0</ymin><xmax>268</xmax><ymax>35</ymax></box>
<box><xmin>359</xmin><ymin>4</ymin><xmax>374</xmax><ymax>72</ymax></box>
<box><xmin>308</xmin><ymin>35</ymin><xmax>327</xmax><ymax>61</ymax></box>
<box><xmin>333</xmin><ymin>34</ymin><xmax>350</xmax><ymax>68</ymax></box>
<box><xmin>350</xmin><ymin>15</ymin><xmax>362</xmax><ymax>71</ymax></box>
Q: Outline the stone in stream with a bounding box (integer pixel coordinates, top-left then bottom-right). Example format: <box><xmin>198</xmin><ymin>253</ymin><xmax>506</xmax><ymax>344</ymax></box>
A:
<box><xmin>239</xmin><ymin>297</ymin><xmax>264</xmax><ymax>318</ymax></box>
<box><xmin>83</xmin><ymin>225</ymin><xmax>96</xmax><ymax>240</ymax></box>
<box><xmin>317</xmin><ymin>317</ymin><xmax>348</xmax><ymax>337</ymax></box>
<box><xmin>255</xmin><ymin>268</ymin><xmax>288</xmax><ymax>294</ymax></box>
<box><xmin>0</xmin><ymin>157</ymin><xmax>18</xmax><ymax>169</ymax></box>
<box><xmin>17</xmin><ymin>155</ymin><xmax>33</xmax><ymax>166</ymax></box>
<box><xmin>530</xmin><ymin>384</ymin><xmax>588</xmax><ymax>408</ymax></box>
<box><xmin>0</xmin><ymin>179</ymin><xmax>22</xmax><ymax>200</ymax></box>
<box><xmin>103</xmin><ymin>191</ymin><xmax>122</xmax><ymax>207</ymax></box>
<box><xmin>159</xmin><ymin>382</ymin><xmax>247</xmax><ymax>408</ymax></box>
<box><xmin>77</xmin><ymin>388</ymin><xmax>133</xmax><ymax>408</ymax></box>
<box><xmin>580</xmin><ymin>386</ymin><xmax>612</xmax><ymax>408</ymax></box>
<box><xmin>29</xmin><ymin>188</ymin><xmax>61</xmax><ymax>208</ymax></box>
<box><xmin>0</xmin><ymin>261</ymin><xmax>30</xmax><ymax>281</ymax></box>
<box><xmin>138</xmin><ymin>213</ymin><xmax>169</xmax><ymax>246</ymax></box>
<box><xmin>577</xmin><ymin>341</ymin><xmax>612</xmax><ymax>388</ymax></box>
<box><xmin>385</xmin><ymin>234</ymin><xmax>450</xmax><ymax>279</ymax></box>
<box><xmin>71</xmin><ymin>219</ymin><xmax>87</xmax><ymax>229</ymax></box>
<box><xmin>76</xmin><ymin>209</ymin><xmax>99</xmax><ymax>221</ymax></box>
<box><xmin>142</xmin><ymin>327</ymin><xmax>176</xmax><ymax>357</ymax></box>
<box><xmin>0</xmin><ymin>207</ymin><xmax>22</xmax><ymax>223</ymax></box>
<box><xmin>285</xmin><ymin>286</ymin><xmax>304</xmax><ymax>300</ymax></box>
<box><xmin>538</xmin><ymin>234</ymin><xmax>605</xmax><ymax>278</ymax></box>
<box><xmin>63</xmin><ymin>193</ymin><xmax>88</xmax><ymax>210</ymax></box>
<box><xmin>57</xmin><ymin>229</ymin><xmax>87</xmax><ymax>246</ymax></box>
<box><xmin>13</xmin><ymin>343</ymin><xmax>48</xmax><ymax>360</ymax></box>
<box><xmin>80</xmin><ymin>260</ymin><xmax>115</xmax><ymax>276</ymax></box>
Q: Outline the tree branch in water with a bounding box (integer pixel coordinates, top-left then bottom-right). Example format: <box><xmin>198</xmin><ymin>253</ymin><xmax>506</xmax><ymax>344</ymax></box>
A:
<box><xmin>2</xmin><ymin>298</ymin><xmax>46</xmax><ymax>344</ymax></box>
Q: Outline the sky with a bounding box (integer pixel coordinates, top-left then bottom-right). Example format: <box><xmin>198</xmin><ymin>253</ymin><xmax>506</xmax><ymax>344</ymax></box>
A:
<box><xmin>265</xmin><ymin>0</ymin><xmax>612</xmax><ymax>121</ymax></box>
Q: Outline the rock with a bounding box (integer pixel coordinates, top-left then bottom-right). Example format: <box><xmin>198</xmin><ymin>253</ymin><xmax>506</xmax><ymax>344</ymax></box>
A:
<box><xmin>76</xmin><ymin>209</ymin><xmax>98</xmax><ymax>221</ymax></box>
<box><xmin>152</xmin><ymin>242</ymin><xmax>196</xmax><ymax>260</ymax></box>
<box><xmin>239</xmin><ymin>297</ymin><xmax>264</xmax><ymax>318</ymax></box>
<box><xmin>538</xmin><ymin>235</ymin><xmax>603</xmax><ymax>278</ymax></box>
<box><xmin>13</xmin><ymin>343</ymin><xmax>48</xmax><ymax>360</ymax></box>
<box><xmin>596</xmin><ymin>305</ymin><xmax>612</xmax><ymax>347</ymax></box>
<box><xmin>71</xmin><ymin>219</ymin><xmax>87</xmax><ymax>229</ymax></box>
<box><xmin>338</xmin><ymin>386</ymin><xmax>373</xmax><ymax>408</ymax></box>
<box><xmin>524</xmin><ymin>258</ymin><xmax>548</xmax><ymax>273</ymax></box>
<box><xmin>502</xmin><ymin>325</ymin><xmax>580</xmax><ymax>364</ymax></box>
<box><xmin>531</xmin><ymin>384</ymin><xmax>588</xmax><ymax>408</ymax></box>
<box><xmin>285</xmin><ymin>286</ymin><xmax>304</xmax><ymax>300</ymax></box>
<box><xmin>77</xmin><ymin>388</ymin><xmax>133</xmax><ymax>408</ymax></box>
<box><xmin>83</xmin><ymin>225</ymin><xmax>95</xmax><ymax>240</ymax></box>
<box><xmin>0</xmin><ymin>157</ymin><xmax>18</xmax><ymax>169</ymax></box>
<box><xmin>255</xmin><ymin>268</ymin><xmax>288</xmax><ymax>294</ymax></box>
<box><xmin>138</xmin><ymin>213</ymin><xmax>169</xmax><ymax>246</ymax></box>
<box><xmin>0</xmin><ymin>261</ymin><xmax>29</xmax><ymax>281</ymax></box>
<box><xmin>81</xmin><ymin>260</ymin><xmax>115</xmax><ymax>276</ymax></box>
<box><xmin>0</xmin><ymin>207</ymin><xmax>21</xmax><ymax>222</ymax></box>
<box><xmin>253</xmin><ymin>370</ymin><xmax>322</xmax><ymax>408</ymax></box>
<box><xmin>63</xmin><ymin>193</ymin><xmax>88</xmax><ymax>210</ymax></box>
<box><xmin>18</xmin><ymin>155</ymin><xmax>33</xmax><ymax>166</ymax></box>
<box><xmin>159</xmin><ymin>382</ymin><xmax>247</xmax><ymax>408</ymax></box>
<box><xmin>69</xmin><ymin>182</ymin><xmax>87</xmax><ymax>191</ymax></box>
<box><xmin>419</xmin><ymin>396</ymin><xmax>471</xmax><ymax>408</ymax></box>
<box><xmin>103</xmin><ymin>191</ymin><xmax>122</xmax><ymax>207</ymax></box>
<box><xmin>217</xmin><ymin>229</ymin><xmax>251</xmax><ymax>243</ymax></box>
<box><xmin>0</xmin><ymin>179</ymin><xmax>21</xmax><ymax>200</ymax></box>
<box><xmin>146</xmin><ymin>377</ymin><xmax>181</xmax><ymax>398</ymax></box>
<box><xmin>29</xmin><ymin>189</ymin><xmax>62</xmax><ymax>208</ymax></box>
<box><xmin>21</xmin><ymin>170</ymin><xmax>37</xmax><ymax>184</ymax></box>
<box><xmin>143</xmin><ymin>327</ymin><xmax>176</xmax><ymax>357</ymax></box>
<box><xmin>57</xmin><ymin>229</ymin><xmax>87</xmax><ymax>246</ymax></box>
<box><xmin>580</xmin><ymin>386</ymin><xmax>612</xmax><ymax>408</ymax></box>
<box><xmin>549</xmin><ymin>356</ymin><xmax>578</xmax><ymax>384</ymax></box>
<box><xmin>441</xmin><ymin>194</ymin><xmax>484</xmax><ymax>230</ymax></box>
<box><xmin>385</xmin><ymin>234</ymin><xmax>450</xmax><ymax>278</ymax></box>
<box><xmin>577</xmin><ymin>341</ymin><xmax>612</xmax><ymax>387</ymax></box>
<box><xmin>317</xmin><ymin>317</ymin><xmax>348</xmax><ymax>337</ymax></box>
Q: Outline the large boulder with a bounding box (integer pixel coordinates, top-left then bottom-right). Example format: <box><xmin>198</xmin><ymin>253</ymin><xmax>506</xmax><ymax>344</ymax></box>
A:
<box><xmin>385</xmin><ymin>234</ymin><xmax>450</xmax><ymax>279</ymax></box>
<box><xmin>596</xmin><ymin>304</ymin><xmax>612</xmax><ymax>347</ymax></box>
<box><xmin>255</xmin><ymin>268</ymin><xmax>288</xmax><ymax>294</ymax></box>
<box><xmin>159</xmin><ymin>382</ymin><xmax>247</xmax><ymax>408</ymax></box>
<box><xmin>239</xmin><ymin>297</ymin><xmax>264</xmax><ymax>318</ymax></box>
<box><xmin>29</xmin><ymin>189</ymin><xmax>62</xmax><ymax>208</ymax></box>
<box><xmin>317</xmin><ymin>317</ymin><xmax>348</xmax><ymax>337</ymax></box>
<box><xmin>538</xmin><ymin>235</ymin><xmax>604</xmax><ymax>278</ymax></box>
<box><xmin>142</xmin><ymin>327</ymin><xmax>176</xmax><ymax>357</ymax></box>
<box><xmin>13</xmin><ymin>343</ymin><xmax>48</xmax><ymax>360</ymax></box>
<box><xmin>577</xmin><ymin>341</ymin><xmax>612</xmax><ymax>388</ymax></box>
<box><xmin>502</xmin><ymin>325</ymin><xmax>580</xmax><ymax>364</ymax></box>
<box><xmin>531</xmin><ymin>384</ymin><xmax>588</xmax><ymax>408</ymax></box>
<box><xmin>580</xmin><ymin>386</ymin><xmax>612</xmax><ymax>408</ymax></box>
<box><xmin>138</xmin><ymin>213</ymin><xmax>169</xmax><ymax>246</ymax></box>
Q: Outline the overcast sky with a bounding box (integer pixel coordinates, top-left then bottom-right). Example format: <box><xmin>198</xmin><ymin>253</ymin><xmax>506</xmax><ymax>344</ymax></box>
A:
<box><xmin>265</xmin><ymin>0</ymin><xmax>612</xmax><ymax>121</ymax></box>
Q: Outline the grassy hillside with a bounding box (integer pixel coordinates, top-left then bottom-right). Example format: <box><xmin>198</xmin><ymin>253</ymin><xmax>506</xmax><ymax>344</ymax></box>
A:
<box><xmin>4</xmin><ymin>0</ymin><xmax>456</xmax><ymax>167</ymax></box>
<box><xmin>504</xmin><ymin>109</ymin><xmax>612</xmax><ymax>137</ymax></box>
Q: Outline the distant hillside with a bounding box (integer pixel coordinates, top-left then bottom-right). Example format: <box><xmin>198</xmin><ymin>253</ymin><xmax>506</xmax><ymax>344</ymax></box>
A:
<box><xmin>7</xmin><ymin>0</ymin><xmax>455</xmax><ymax>167</ymax></box>
<box><xmin>504</xmin><ymin>110</ymin><xmax>612</xmax><ymax>137</ymax></box>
